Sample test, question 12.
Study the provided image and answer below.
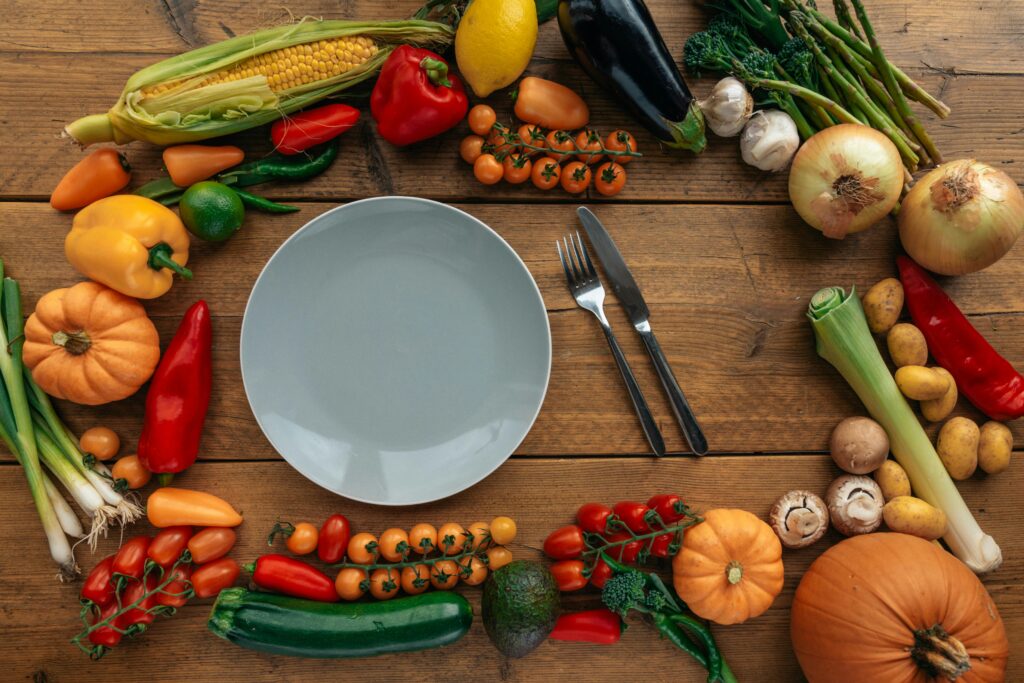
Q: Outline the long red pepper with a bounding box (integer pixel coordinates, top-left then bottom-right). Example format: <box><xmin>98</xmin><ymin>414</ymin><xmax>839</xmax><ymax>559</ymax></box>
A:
<box><xmin>549</xmin><ymin>609</ymin><xmax>622</xmax><ymax>645</ymax></box>
<box><xmin>897</xmin><ymin>256</ymin><xmax>1024</xmax><ymax>421</ymax></box>
<box><xmin>247</xmin><ymin>554</ymin><xmax>339</xmax><ymax>603</ymax></box>
<box><xmin>138</xmin><ymin>300</ymin><xmax>212</xmax><ymax>478</ymax></box>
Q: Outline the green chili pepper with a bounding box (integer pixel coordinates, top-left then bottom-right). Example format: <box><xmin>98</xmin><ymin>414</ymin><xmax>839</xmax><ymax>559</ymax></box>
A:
<box><xmin>652</xmin><ymin>612</ymin><xmax>709</xmax><ymax>667</ymax></box>
<box><xmin>218</xmin><ymin>141</ymin><xmax>339</xmax><ymax>187</ymax></box>
<box><xmin>232</xmin><ymin>188</ymin><xmax>299</xmax><ymax>214</ymax></box>
<box><xmin>135</xmin><ymin>177</ymin><xmax>186</xmax><ymax>204</ymax></box>
<box><xmin>671</xmin><ymin>613</ymin><xmax>722</xmax><ymax>683</ymax></box>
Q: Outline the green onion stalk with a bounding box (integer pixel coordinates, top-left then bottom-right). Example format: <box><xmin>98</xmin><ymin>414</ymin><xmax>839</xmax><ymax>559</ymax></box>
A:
<box><xmin>808</xmin><ymin>287</ymin><xmax>1002</xmax><ymax>573</ymax></box>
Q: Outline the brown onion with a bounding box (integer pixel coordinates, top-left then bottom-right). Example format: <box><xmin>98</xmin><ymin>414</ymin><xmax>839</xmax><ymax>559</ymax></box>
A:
<box><xmin>898</xmin><ymin>159</ymin><xmax>1024</xmax><ymax>275</ymax></box>
<box><xmin>788</xmin><ymin>124</ymin><xmax>904</xmax><ymax>239</ymax></box>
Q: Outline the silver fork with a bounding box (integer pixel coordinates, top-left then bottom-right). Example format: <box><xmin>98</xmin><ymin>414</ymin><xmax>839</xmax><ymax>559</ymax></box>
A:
<box><xmin>557</xmin><ymin>232</ymin><xmax>665</xmax><ymax>456</ymax></box>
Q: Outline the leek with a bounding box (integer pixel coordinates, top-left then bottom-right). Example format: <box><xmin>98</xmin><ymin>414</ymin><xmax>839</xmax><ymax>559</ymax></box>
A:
<box><xmin>808</xmin><ymin>287</ymin><xmax>1002</xmax><ymax>573</ymax></box>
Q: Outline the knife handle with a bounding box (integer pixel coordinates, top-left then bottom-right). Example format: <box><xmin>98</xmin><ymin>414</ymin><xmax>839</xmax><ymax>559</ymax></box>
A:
<box><xmin>600</xmin><ymin>325</ymin><xmax>666</xmax><ymax>457</ymax></box>
<box><xmin>637</xmin><ymin>326</ymin><xmax>708</xmax><ymax>455</ymax></box>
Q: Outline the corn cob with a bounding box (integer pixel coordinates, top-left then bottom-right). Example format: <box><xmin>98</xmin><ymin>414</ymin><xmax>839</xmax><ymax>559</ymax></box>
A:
<box><xmin>65</xmin><ymin>19</ymin><xmax>453</xmax><ymax>147</ymax></box>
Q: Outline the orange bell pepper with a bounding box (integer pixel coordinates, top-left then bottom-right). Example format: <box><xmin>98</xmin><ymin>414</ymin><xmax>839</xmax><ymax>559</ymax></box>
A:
<box><xmin>51</xmin><ymin>148</ymin><xmax>131</xmax><ymax>211</ymax></box>
<box><xmin>147</xmin><ymin>487</ymin><xmax>243</xmax><ymax>528</ymax></box>
<box><xmin>163</xmin><ymin>144</ymin><xmax>244</xmax><ymax>187</ymax></box>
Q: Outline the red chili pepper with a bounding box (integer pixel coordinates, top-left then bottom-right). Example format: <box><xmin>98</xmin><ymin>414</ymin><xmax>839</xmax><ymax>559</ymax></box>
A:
<box><xmin>549</xmin><ymin>609</ymin><xmax>622</xmax><ymax>645</ymax></box>
<box><xmin>647</xmin><ymin>493</ymin><xmax>688</xmax><ymax>523</ymax></box>
<box><xmin>112</xmin><ymin>536</ymin><xmax>151</xmax><ymax>582</ymax></box>
<box><xmin>270</xmin><ymin>104</ymin><xmax>360</xmax><ymax>155</ymax></box>
<box><xmin>80</xmin><ymin>555</ymin><xmax>116</xmax><ymax>607</ymax></box>
<box><xmin>898</xmin><ymin>256</ymin><xmax>1024</xmax><ymax>421</ymax></box>
<box><xmin>87</xmin><ymin>601</ymin><xmax>123</xmax><ymax>649</ymax></box>
<box><xmin>138</xmin><ymin>301</ymin><xmax>212</xmax><ymax>476</ymax></box>
<box><xmin>155</xmin><ymin>564</ymin><xmax>192</xmax><ymax>609</ymax></box>
<box><xmin>370</xmin><ymin>45</ymin><xmax>468</xmax><ymax>146</ymax></box>
<box><xmin>317</xmin><ymin>514</ymin><xmax>351</xmax><ymax>564</ymax></box>
<box><xmin>248</xmin><ymin>554</ymin><xmax>339</xmax><ymax>602</ymax></box>
<box><xmin>147</xmin><ymin>526</ymin><xmax>193</xmax><ymax>568</ymax></box>
<box><xmin>117</xmin><ymin>572</ymin><xmax>160</xmax><ymax>631</ymax></box>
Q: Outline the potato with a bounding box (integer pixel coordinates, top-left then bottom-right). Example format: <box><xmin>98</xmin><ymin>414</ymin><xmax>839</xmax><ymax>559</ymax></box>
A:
<box><xmin>894</xmin><ymin>365</ymin><xmax>950</xmax><ymax>401</ymax></box>
<box><xmin>978</xmin><ymin>421</ymin><xmax>1013</xmax><ymax>475</ymax></box>
<box><xmin>886</xmin><ymin>323</ymin><xmax>928</xmax><ymax>368</ymax></box>
<box><xmin>936</xmin><ymin>417</ymin><xmax>980</xmax><ymax>480</ymax></box>
<box><xmin>882</xmin><ymin>496</ymin><xmax>947</xmax><ymax>540</ymax></box>
<box><xmin>862</xmin><ymin>278</ymin><xmax>904</xmax><ymax>334</ymax></box>
<box><xmin>920</xmin><ymin>367</ymin><xmax>957</xmax><ymax>422</ymax></box>
<box><xmin>874</xmin><ymin>460</ymin><xmax>911</xmax><ymax>501</ymax></box>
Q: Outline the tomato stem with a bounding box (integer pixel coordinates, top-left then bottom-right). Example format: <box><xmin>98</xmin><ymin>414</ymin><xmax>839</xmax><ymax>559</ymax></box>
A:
<box><xmin>488</xmin><ymin>123</ymin><xmax>643</xmax><ymax>161</ymax></box>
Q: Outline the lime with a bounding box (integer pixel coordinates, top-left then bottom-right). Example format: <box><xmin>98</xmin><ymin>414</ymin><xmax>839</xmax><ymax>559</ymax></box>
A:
<box><xmin>179</xmin><ymin>181</ymin><xmax>245</xmax><ymax>242</ymax></box>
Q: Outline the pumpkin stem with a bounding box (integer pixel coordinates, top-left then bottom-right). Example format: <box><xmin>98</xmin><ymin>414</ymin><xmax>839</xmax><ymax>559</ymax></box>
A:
<box><xmin>52</xmin><ymin>330</ymin><xmax>91</xmax><ymax>356</ymax></box>
<box><xmin>911</xmin><ymin>624</ymin><xmax>971</xmax><ymax>680</ymax></box>
<box><xmin>725</xmin><ymin>560</ymin><xmax>743</xmax><ymax>585</ymax></box>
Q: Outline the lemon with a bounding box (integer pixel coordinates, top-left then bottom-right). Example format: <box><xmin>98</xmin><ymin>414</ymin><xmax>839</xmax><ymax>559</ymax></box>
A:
<box><xmin>455</xmin><ymin>0</ymin><xmax>538</xmax><ymax>98</ymax></box>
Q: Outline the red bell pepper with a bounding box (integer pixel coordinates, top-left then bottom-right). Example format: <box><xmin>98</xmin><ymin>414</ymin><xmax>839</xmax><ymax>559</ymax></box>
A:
<box><xmin>271</xmin><ymin>103</ymin><xmax>359</xmax><ymax>155</ymax></box>
<box><xmin>247</xmin><ymin>554</ymin><xmax>339</xmax><ymax>603</ymax></box>
<box><xmin>370</xmin><ymin>45</ymin><xmax>468</xmax><ymax>146</ymax></box>
<box><xmin>549</xmin><ymin>609</ymin><xmax>622</xmax><ymax>645</ymax></box>
<box><xmin>138</xmin><ymin>301</ymin><xmax>212</xmax><ymax>477</ymax></box>
<box><xmin>80</xmin><ymin>555</ymin><xmax>117</xmax><ymax>607</ymax></box>
<box><xmin>897</xmin><ymin>256</ymin><xmax>1024</xmax><ymax>421</ymax></box>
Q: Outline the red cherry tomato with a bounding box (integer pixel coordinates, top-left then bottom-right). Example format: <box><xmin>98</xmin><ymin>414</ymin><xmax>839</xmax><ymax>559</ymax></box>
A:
<box><xmin>590</xmin><ymin>558</ymin><xmax>613</xmax><ymax>589</ymax></box>
<box><xmin>318</xmin><ymin>514</ymin><xmax>352</xmax><ymax>563</ymax></box>
<box><xmin>576</xmin><ymin>502</ymin><xmax>613</xmax><ymax>534</ymax></box>
<box><xmin>551</xmin><ymin>560</ymin><xmax>589</xmax><ymax>592</ymax></box>
<box><xmin>112</xmin><ymin>536</ymin><xmax>151</xmax><ymax>581</ymax></box>
<box><xmin>612</xmin><ymin>501</ymin><xmax>652</xmax><ymax>534</ymax></box>
<box><xmin>156</xmin><ymin>563</ymin><xmax>192</xmax><ymax>608</ymax></box>
<box><xmin>117</xmin><ymin>572</ymin><xmax>160</xmax><ymax>631</ymax></box>
<box><xmin>147</xmin><ymin>526</ymin><xmax>193</xmax><ymax>568</ymax></box>
<box><xmin>87</xmin><ymin>601</ymin><xmax>123</xmax><ymax>649</ymax></box>
<box><xmin>543</xmin><ymin>525</ymin><xmax>586</xmax><ymax>560</ymax></box>
<box><xmin>605</xmin><ymin>531</ymin><xmax>643</xmax><ymax>563</ymax></box>
<box><xmin>650</xmin><ymin>533</ymin><xmax>675</xmax><ymax>558</ymax></box>
<box><xmin>192</xmin><ymin>558</ymin><xmax>240</xmax><ymax>598</ymax></box>
<box><xmin>80</xmin><ymin>555</ymin><xmax>116</xmax><ymax>607</ymax></box>
<box><xmin>647</xmin><ymin>493</ymin><xmax>688</xmax><ymax>524</ymax></box>
<box><xmin>187</xmin><ymin>527</ymin><xmax>236</xmax><ymax>564</ymax></box>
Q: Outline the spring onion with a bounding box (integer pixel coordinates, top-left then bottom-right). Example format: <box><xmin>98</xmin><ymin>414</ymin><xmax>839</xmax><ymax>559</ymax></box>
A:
<box><xmin>808</xmin><ymin>286</ymin><xmax>1002</xmax><ymax>573</ymax></box>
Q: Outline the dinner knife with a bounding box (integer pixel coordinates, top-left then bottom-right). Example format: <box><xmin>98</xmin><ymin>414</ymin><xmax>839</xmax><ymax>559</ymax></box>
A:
<box><xmin>577</xmin><ymin>207</ymin><xmax>709</xmax><ymax>455</ymax></box>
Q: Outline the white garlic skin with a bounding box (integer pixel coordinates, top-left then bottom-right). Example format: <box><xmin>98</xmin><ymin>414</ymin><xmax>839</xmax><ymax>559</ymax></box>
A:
<box><xmin>740</xmin><ymin>109</ymin><xmax>801</xmax><ymax>172</ymax></box>
<box><xmin>699</xmin><ymin>77</ymin><xmax>754</xmax><ymax>137</ymax></box>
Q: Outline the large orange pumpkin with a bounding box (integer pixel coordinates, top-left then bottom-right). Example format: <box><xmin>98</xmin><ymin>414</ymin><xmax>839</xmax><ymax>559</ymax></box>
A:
<box><xmin>791</xmin><ymin>533</ymin><xmax>1008</xmax><ymax>683</ymax></box>
<box><xmin>673</xmin><ymin>508</ymin><xmax>784</xmax><ymax>625</ymax></box>
<box><xmin>23</xmin><ymin>282</ymin><xmax>160</xmax><ymax>405</ymax></box>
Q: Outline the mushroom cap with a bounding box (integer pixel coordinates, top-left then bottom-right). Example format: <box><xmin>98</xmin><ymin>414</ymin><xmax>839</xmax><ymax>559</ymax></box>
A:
<box><xmin>826</xmin><ymin>474</ymin><xmax>884</xmax><ymax>536</ymax></box>
<box><xmin>829</xmin><ymin>416</ymin><xmax>890</xmax><ymax>474</ymax></box>
<box><xmin>769</xmin><ymin>490</ymin><xmax>829</xmax><ymax>548</ymax></box>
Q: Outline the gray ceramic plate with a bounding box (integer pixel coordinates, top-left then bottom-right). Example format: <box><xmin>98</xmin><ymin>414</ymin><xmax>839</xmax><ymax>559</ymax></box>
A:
<box><xmin>240</xmin><ymin>197</ymin><xmax>551</xmax><ymax>505</ymax></box>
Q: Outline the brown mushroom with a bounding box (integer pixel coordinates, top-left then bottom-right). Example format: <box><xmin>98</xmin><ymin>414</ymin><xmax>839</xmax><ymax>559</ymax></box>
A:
<box><xmin>826</xmin><ymin>475</ymin><xmax>884</xmax><ymax>536</ymax></box>
<box><xmin>829</xmin><ymin>416</ymin><xmax>889</xmax><ymax>474</ymax></box>
<box><xmin>769</xmin><ymin>490</ymin><xmax>829</xmax><ymax>549</ymax></box>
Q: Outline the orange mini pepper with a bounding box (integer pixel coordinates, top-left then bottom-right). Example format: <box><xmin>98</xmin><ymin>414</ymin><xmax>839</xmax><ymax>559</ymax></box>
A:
<box><xmin>163</xmin><ymin>144</ymin><xmax>244</xmax><ymax>187</ymax></box>
<box><xmin>51</xmin><ymin>148</ymin><xmax>131</xmax><ymax>211</ymax></box>
<box><xmin>147</xmin><ymin>487</ymin><xmax>243</xmax><ymax>528</ymax></box>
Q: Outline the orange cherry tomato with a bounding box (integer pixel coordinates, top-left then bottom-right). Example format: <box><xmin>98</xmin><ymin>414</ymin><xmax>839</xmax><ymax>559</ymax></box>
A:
<box><xmin>379</xmin><ymin>528</ymin><xmax>410</xmax><ymax>562</ymax></box>
<box><xmin>147</xmin><ymin>526</ymin><xmax>193</xmax><ymax>568</ymax></box>
<box><xmin>401</xmin><ymin>565</ymin><xmax>431</xmax><ymax>594</ymax></box>
<box><xmin>187</xmin><ymin>527</ymin><xmax>237</xmax><ymax>564</ymax></box>
<box><xmin>466</xmin><ymin>521</ymin><xmax>491</xmax><ymax>551</ymax></box>
<box><xmin>574</xmin><ymin>130</ymin><xmax>604</xmax><ymax>164</ymax></box>
<box><xmin>545</xmin><ymin>130</ymin><xmax>576</xmax><ymax>161</ymax></box>
<box><xmin>369</xmin><ymin>568</ymin><xmax>401</xmax><ymax>600</ymax></box>
<box><xmin>531</xmin><ymin>158</ymin><xmax>561</xmax><ymax>190</ymax></box>
<box><xmin>437</xmin><ymin>523</ymin><xmax>467</xmax><ymax>555</ymax></box>
<box><xmin>467</xmin><ymin>104</ymin><xmax>497</xmax><ymax>136</ymax></box>
<box><xmin>50</xmin><ymin>149</ymin><xmax>131</xmax><ymax>211</ymax></box>
<box><xmin>79</xmin><ymin>427</ymin><xmax>119</xmax><ymax>461</ymax></box>
<box><xmin>191</xmin><ymin>558</ymin><xmax>240</xmax><ymax>598</ymax></box>
<box><xmin>286</xmin><ymin>522</ymin><xmax>319</xmax><ymax>556</ymax></box>
<box><xmin>460</xmin><ymin>135</ymin><xmax>485</xmax><ymax>164</ymax></box>
<box><xmin>111</xmin><ymin>455</ymin><xmax>150</xmax><ymax>489</ymax></box>
<box><xmin>485</xmin><ymin>546</ymin><xmax>513</xmax><ymax>570</ymax></box>
<box><xmin>490</xmin><ymin>517</ymin><xmax>517</xmax><ymax>545</ymax></box>
<box><xmin>430</xmin><ymin>559</ymin><xmax>459</xmax><ymax>590</ymax></box>
<box><xmin>473</xmin><ymin>154</ymin><xmax>504</xmax><ymax>185</ymax></box>
<box><xmin>335</xmin><ymin>567</ymin><xmax>367</xmax><ymax>601</ymax></box>
<box><xmin>560</xmin><ymin>162</ymin><xmax>592</xmax><ymax>194</ymax></box>
<box><xmin>409</xmin><ymin>524</ymin><xmax>438</xmax><ymax>555</ymax></box>
<box><xmin>604</xmin><ymin>130</ymin><xmax>638</xmax><ymax>164</ymax></box>
<box><xmin>502</xmin><ymin>154</ymin><xmax>533</xmax><ymax>184</ymax></box>
<box><xmin>594</xmin><ymin>162</ymin><xmax>627</xmax><ymax>197</ymax></box>
<box><xmin>459</xmin><ymin>556</ymin><xmax>488</xmax><ymax>586</ymax></box>
<box><xmin>347</xmin><ymin>533</ymin><xmax>379</xmax><ymax>564</ymax></box>
<box><xmin>517</xmin><ymin>124</ymin><xmax>546</xmax><ymax>153</ymax></box>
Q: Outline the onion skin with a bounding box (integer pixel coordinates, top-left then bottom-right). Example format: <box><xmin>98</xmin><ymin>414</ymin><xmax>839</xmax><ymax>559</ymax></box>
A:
<box><xmin>788</xmin><ymin>124</ymin><xmax>903</xmax><ymax>239</ymax></box>
<box><xmin>899</xmin><ymin>159</ymin><xmax>1024</xmax><ymax>275</ymax></box>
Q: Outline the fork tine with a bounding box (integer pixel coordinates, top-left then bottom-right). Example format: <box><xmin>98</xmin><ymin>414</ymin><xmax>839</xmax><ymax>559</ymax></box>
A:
<box><xmin>556</xmin><ymin>240</ymin><xmax>574</xmax><ymax>286</ymax></box>
<box><xmin>577</xmin><ymin>231</ymin><xmax>597</xmax><ymax>277</ymax></box>
<box><xmin>563</xmin><ymin>235</ymin><xmax>582</xmax><ymax>281</ymax></box>
<box><xmin>569</xmin><ymin>232</ymin><xmax>588</xmax><ymax>280</ymax></box>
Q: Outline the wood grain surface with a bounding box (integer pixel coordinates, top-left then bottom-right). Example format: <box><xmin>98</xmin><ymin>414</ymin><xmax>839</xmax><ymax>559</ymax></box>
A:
<box><xmin>0</xmin><ymin>0</ymin><xmax>1022</xmax><ymax>681</ymax></box>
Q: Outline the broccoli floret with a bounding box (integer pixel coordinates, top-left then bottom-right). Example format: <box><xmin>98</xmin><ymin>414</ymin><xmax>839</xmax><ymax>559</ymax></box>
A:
<box><xmin>740</xmin><ymin>47</ymin><xmax>776</xmax><ymax>80</ymax></box>
<box><xmin>601</xmin><ymin>569</ymin><xmax>648</xmax><ymax>616</ymax></box>
<box><xmin>707</xmin><ymin>13</ymin><xmax>756</xmax><ymax>54</ymax></box>
<box><xmin>778</xmin><ymin>37</ymin><xmax>816</xmax><ymax>88</ymax></box>
<box><xmin>643</xmin><ymin>590</ymin><xmax>669</xmax><ymax>613</ymax></box>
<box><xmin>683</xmin><ymin>31</ymin><xmax>733</xmax><ymax>76</ymax></box>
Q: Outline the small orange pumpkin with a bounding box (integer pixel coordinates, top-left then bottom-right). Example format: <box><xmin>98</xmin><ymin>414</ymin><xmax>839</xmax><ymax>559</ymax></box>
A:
<box><xmin>791</xmin><ymin>533</ymin><xmax>1008</xmax><ymax>683</ymax></box>
<box><xmin>23</xmin><ymin>282</ymin><xmax>160</xmax><ymax>405</ymax></box>
<box><xmin>672</xmin><ymin>508</ymin><xmax>784</xmax><ymax>625</ymax></box>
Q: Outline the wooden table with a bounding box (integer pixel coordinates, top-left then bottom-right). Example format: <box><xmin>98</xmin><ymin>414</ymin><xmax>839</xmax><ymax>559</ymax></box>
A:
<box><xmin>2</xmin><ymin>2</ymin><xmax>1022</xmax><ymax>680</ymax></box>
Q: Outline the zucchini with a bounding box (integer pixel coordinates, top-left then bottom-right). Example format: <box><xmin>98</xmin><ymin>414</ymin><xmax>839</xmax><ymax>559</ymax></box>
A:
<box><xmin>208</xmin><ymin>588</ymin><xmax>473</xmax><ymax>658</ymax></box>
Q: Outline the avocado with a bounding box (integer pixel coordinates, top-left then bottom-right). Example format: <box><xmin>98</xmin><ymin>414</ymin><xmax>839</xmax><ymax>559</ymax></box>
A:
<box><xmin>481</xmin><ymin>560</ymin><xmax>560</xmax><ymax>658</ymax></box>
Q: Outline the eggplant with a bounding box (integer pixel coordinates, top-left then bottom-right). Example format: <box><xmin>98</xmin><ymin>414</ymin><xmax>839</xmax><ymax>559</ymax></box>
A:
<box><xmin>557</xmin><ymin>0</ymin><xmax>706</xmax><ymax>153</ymax></box>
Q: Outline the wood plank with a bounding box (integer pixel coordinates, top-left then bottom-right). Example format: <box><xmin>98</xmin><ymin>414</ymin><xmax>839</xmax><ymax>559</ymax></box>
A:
<box><xmin>2</xmin><ymin>201</ymin><xmax>1023</xmax><ymax>458</ymax></box>
<box><xmin>3</xmin><ymin>456</ymin><xmax>1021</xmax><ymax>682</ymax></box>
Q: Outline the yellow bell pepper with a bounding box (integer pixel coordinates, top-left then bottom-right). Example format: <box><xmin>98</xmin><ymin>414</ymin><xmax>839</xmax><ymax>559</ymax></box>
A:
<box><xmin>65</xmin><ymin>195</ymin><xmax>192</xmax><ymax>299</ymax></box>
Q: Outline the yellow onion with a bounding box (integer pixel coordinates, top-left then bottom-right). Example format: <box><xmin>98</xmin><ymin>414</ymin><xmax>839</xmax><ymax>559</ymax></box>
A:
<box><xmin>898</xmin><ymin>159</ymin><xmax>1024</xmax><ymax>275</ymax></box>
<box><xmin>788</xmin><ymin>124</ymin><xmax>904</xmax><ymax>239</ymax></box>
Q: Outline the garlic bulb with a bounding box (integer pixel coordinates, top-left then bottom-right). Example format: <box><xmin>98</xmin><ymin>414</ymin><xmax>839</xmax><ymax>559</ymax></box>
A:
<box><xmin>699</xmin><ymin>77</ymin><xmax>753</xmax><ymax>137</ymax></box>
<box><xmin>740</xmin><ymin>110</ymin><xmax>800</xmax><ymax>172</ymax></box>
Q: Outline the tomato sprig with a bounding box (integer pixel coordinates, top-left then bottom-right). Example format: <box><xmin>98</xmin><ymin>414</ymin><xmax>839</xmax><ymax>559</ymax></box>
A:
<box><xmin>484</xmin><ymin>122</ymin><xmax>643</xmax><ymax>163</ymax></box>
